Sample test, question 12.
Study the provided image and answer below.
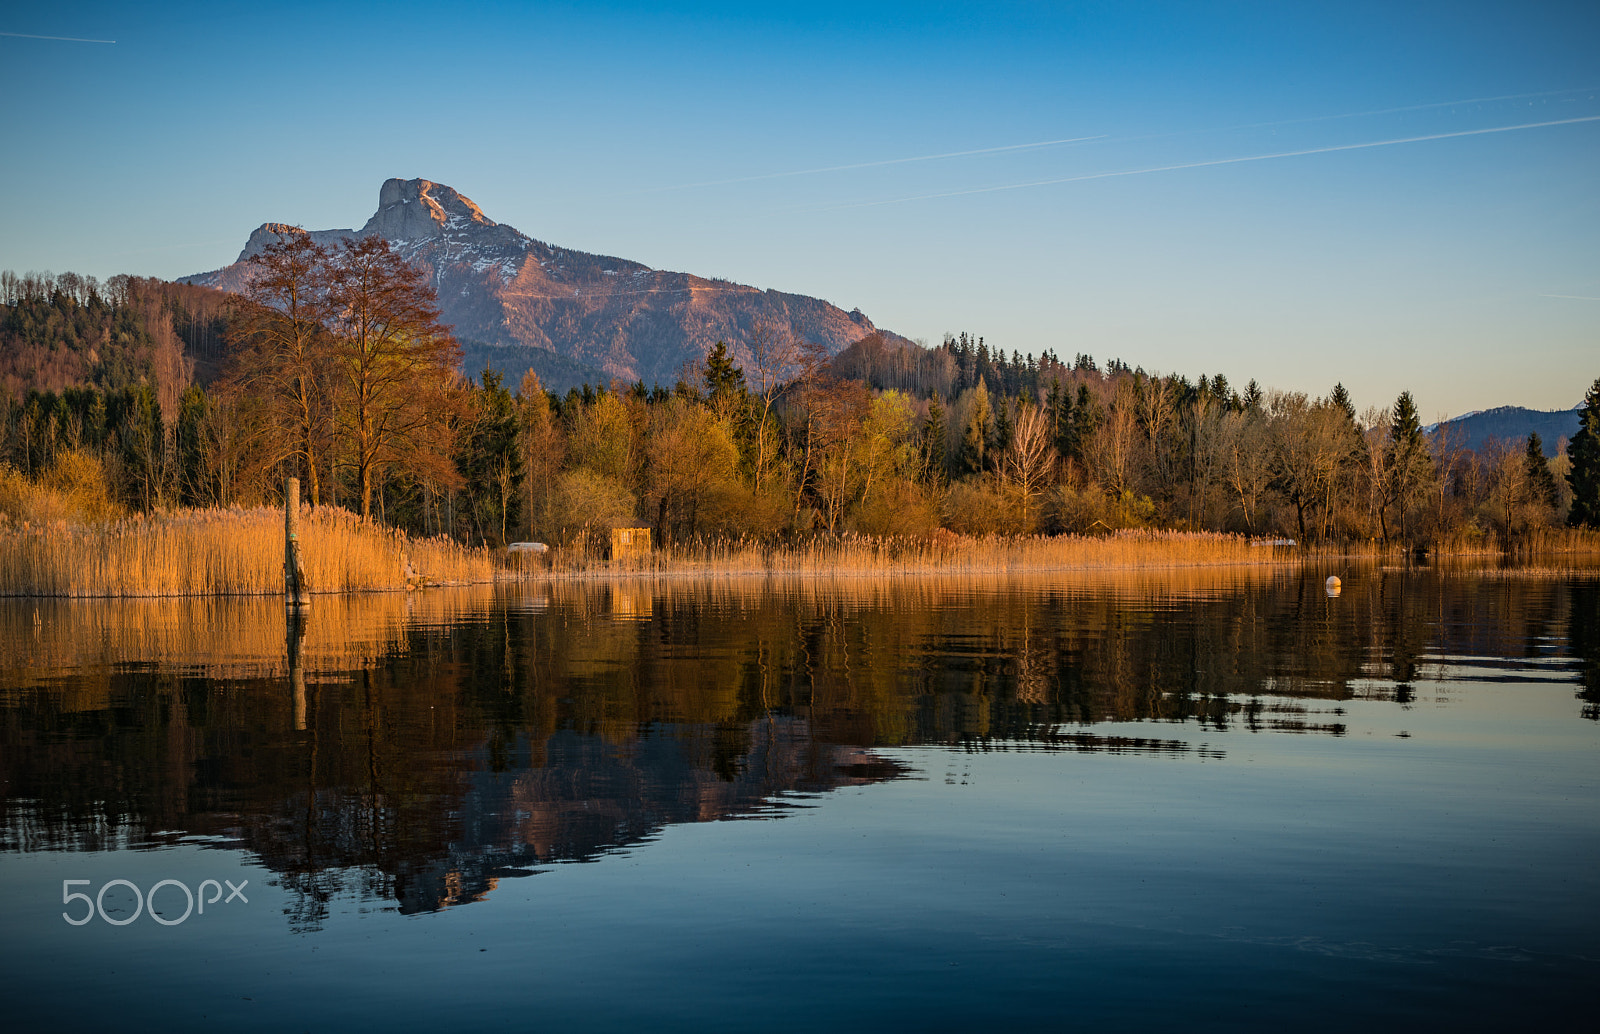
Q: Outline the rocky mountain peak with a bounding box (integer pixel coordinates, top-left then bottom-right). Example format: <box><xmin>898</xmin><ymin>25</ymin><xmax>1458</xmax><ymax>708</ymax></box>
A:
<box><xmin>236</xmin><ymin>222</ymin><xmax>312</xmax><ymax>263</ymax></box>
<box><xmin>190</xmin><ymin>177</ymin><xmax>900</xmax><ymax>390</ymax></box>
<box><xmin>361</xmin><ymin>178</ymin><xmax>497</xmax><ymax>241</ymax></box>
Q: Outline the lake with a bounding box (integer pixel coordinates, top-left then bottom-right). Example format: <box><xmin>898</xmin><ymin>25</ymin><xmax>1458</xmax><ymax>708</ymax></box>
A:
<box><xmin>1</xmin><ymin>567</ymin><xmax>1596</xmax><ymax>1030</ymax></box>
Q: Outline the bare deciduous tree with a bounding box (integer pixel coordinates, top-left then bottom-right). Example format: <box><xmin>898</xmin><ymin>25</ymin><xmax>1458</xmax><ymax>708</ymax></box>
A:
<box><xmin>517</xmin><ymin>371</ymin><xmax>565</xmax><ymax>540</ymax></box>
<box><xmin>326</xmin><ymin>236</ymin><xmax>463</xmax><ymax>519</ymax></box>
<box><xmin>1221</xmin><ymin>410</ymin><xmax>1273</xmax><ymax>533</ymax></box>
<box><xmin>1086</xmin><ymin>380</ymin><xmax>1142</xmax><ymax>498</ymax></box>
<box><xmin>1004</xmin><ymin>400</ymin><xmax>1055</xmax><ymax>522</ymax></box>
<box><xmin>747</xmin><ymin>323</ymin><xmax>825</xmax><ymax>491</ymax></box>
<box><xmin>227</xmin><ymin>231</ymin><xmax>335</xmax><ymax>504</ymax></box>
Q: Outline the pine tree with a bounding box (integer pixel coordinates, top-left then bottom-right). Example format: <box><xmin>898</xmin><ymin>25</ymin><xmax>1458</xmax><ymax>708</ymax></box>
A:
<box><xmin>1524</xmin><ymin>433</ymin><xmax>1559</xmax><ymax>510</ymax></box>
<box><xmin>175</xmin><ymin>384</ymin><xmax>210</xmax><ymax>507</ymax></box>
<box><xmin>703</xmin><ymin>341</ymin><xmax>746</xmax><ymax>406</ymax></box>
<box><xmin>1069</xmin><ymin>384</ymin><xmax>1099</xmax><ymax>460</ymax></box>
<box><xmin>922</xmin><ymin>391</ymin><xmax>948</xmax><ymax>486</ymax></box>
<box><xmin>1046</xmin><ymin>377</ymin><xmax>1074</xmax><ymax>460</ymax></box>
<box><xmin>991</xmin><ymin>393</ymin><xmax>1014</xmax><ymax>461</ymax></box>
<box><xmin>115</xmin><ymin>383</ymin><xmax>164</xmax><ymax>511</ymax></box>
<box><xmin>460</xmin><ymin>369</ymin><xmax>524</xmax><ymax>545</ymax></box>
<box><xmin>1329</xmin><ymin>382</ymin><xmax>1355</xmax><ymax>423</ymax></box>
<box><xmin>959</xmin><ymin>380</ymin><xmax>992</xmax><ymax>475</ymax></box>
<box><xmin>1568</xmin><ymin>377</ymin><xmax>1600</xmax><ymax>528</ymax></box>
<box><xmin>1385</xmin><ymin>390</ymin><xmax>1433</xmax><ymax>542</ymax></box>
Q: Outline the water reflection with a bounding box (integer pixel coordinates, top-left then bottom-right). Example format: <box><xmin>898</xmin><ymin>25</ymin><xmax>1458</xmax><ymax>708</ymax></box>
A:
<box><xmin>1570</xmin><ymin>581</ymin><xmax>1600</xmax><ymax>720</ymax></box>
<box><xmin>1</xmin><ymin>567</ymin><xmax>1594</xmax><ymax>925</ymax></box>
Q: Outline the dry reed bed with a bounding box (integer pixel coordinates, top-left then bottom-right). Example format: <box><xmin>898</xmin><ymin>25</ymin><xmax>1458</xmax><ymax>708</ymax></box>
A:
<box><xmin>541</xmin><ymin>529</ymin><xmax>1298</xmax><ymax>579</ymax></box>
<box><xmin>1299</xmin><ymin>527</ymin><xmax>1600</xmax><ymax>561</ymax></box>
<box><xmin>1434</xmin><ymin>526</ymin><xmax>1600</xmax><ymax>559</ymax></box>
<box><xmin>0</xmin><ymin>506</ymin><xmax>493</xmax><ymax>598</ymax></box>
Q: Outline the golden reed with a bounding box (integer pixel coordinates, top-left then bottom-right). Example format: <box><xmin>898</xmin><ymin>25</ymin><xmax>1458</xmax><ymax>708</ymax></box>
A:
<box><xmin>540</xmin><ymin>528</ymin><xmax>1299</xmax><ymax>577</ymax></box>
<box><xmin>0</xmin><ymin>506</ymin><xmax>493</xmax><ymax>598</ymax></box>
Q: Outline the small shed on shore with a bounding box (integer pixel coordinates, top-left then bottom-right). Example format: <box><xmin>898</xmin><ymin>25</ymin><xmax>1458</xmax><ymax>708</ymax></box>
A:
<box><xmin>610</xmin><ymin>521</ymin><xmax>652</xmax><ymax>560</ymax></box>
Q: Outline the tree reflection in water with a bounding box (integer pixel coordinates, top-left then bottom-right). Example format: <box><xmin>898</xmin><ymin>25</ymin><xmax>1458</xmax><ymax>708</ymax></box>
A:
<box><xmin>1</xmin><ymin>566</ymin><xmax>1593</xmax><ymax>926</ymax></box>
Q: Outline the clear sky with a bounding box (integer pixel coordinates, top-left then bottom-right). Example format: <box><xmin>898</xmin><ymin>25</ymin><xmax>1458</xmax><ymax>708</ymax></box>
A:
<box><xmin>2</xmin><ymin>1</ymin><xmax>1596</xmax><ymax>419</ymax></box>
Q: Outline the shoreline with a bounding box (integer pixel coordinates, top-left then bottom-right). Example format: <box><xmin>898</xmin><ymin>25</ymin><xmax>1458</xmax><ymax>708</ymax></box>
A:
<box><xmin>3</xmin><ymin>515</ymin><xmax>1599</xmax><ymax>598</ymax></box>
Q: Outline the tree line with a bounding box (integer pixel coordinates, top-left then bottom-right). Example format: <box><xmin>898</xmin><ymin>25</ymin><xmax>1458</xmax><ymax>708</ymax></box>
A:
<box><xmin>3</xmin><ymin>243</ymin><xmax>1598</xmax><ymax>552</ymax></box>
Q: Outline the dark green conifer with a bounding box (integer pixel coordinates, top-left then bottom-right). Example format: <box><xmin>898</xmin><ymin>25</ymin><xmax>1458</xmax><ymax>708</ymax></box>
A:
<box><xmin>176</xmin><ymin>384</ymin><xmax>210</xmax><ymax>507</ymax></box>
<box><xmin>459</xmin><ymin>368</ymin><xmax>523</xmax><ymax>545</ymax></box>
<box><xmin>922</xmin><ymin>391</ymin><xmax>948</xmax><ymax>486</ymax></box>
<box><xmin>1047</xmin><ymin>377</ymin><xmax>1074</xmax><ymax>459</ymax></box>
<box><xmin>1070</xmin><ymin>384</ymin><xmax>1099</xmax><ymax>459</ymax></box>
<box><xmin>1330</xmin><ymin>382</ymin><xmax>1355</xmax><ymax>423</ymax></box>
<box><xmin>703</xmin><ymin>341</ymin><xmax>746</xmax><ymax>402</ymax></box>
<box><xmin>959</xmin><ymin>380</ymin><xmax>992</xmax><ymax>475</ymax></box>
<box><xmin>991</xmin><ymin>393</ymin><xmax>1014</xmax><ymax>460</ymax></box>
<box><xmin>1525</xmin><ymin>433</ymin><xmax>1559</xmax><ymax>510</ymax></box>
<box><xmin>1385</xmin><ymin>390</ymin><xmax>1433</xmax><ymax>542</ymax></box>
<box><xmin>1568</xmin><ymin>378</ymin><xmax>1600</xmax><ymax>528</ymax></box>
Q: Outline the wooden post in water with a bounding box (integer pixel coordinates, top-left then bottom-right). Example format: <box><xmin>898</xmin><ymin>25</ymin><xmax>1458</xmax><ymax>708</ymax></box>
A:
<box><xmin>287</xmin><ymin>606</ymin><xmax>308</xmax><ymax>731</ymax></box>
<box><xmin>285</xmin><ymin>476</ymin><xmax>310</xmax><ymax>608</ymax></box>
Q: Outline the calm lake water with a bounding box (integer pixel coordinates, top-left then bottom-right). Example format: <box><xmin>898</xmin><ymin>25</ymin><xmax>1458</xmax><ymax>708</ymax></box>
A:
<box><xmin>1</xmin><ymin>567</ymin><xmax>1596</xmax><ymax>1031</ymax></box>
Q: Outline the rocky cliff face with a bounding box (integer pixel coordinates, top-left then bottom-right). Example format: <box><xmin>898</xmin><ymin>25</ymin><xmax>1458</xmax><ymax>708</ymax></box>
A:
<box><xmin>186</xmin><ymin>178</ymin><xmax>896</xmax><ymax>388</ymax></box>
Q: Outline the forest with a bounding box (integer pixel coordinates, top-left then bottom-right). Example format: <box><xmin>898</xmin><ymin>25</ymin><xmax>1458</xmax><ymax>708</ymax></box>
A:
<box><xmin>2</xmin><ymin>238</ymin><xmax>1598</xmax><ymax>560</ymax></box>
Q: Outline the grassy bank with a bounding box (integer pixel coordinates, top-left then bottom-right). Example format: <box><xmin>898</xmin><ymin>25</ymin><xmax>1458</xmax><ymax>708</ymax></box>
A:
<box><xmin>0</xmin><ymin>506</ymin><xmax>493</xmax><ymax>597</ymax></box>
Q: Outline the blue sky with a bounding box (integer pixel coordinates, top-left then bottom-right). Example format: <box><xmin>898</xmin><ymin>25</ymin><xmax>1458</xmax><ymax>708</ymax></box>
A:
<box><xmin>2</xmin><ymin>1</ymin><xmax>1596</xmax><ymax>418</ymax></box>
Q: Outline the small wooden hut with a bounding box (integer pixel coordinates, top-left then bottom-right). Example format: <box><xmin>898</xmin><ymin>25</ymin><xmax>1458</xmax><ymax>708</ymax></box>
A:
<box><xmin>610</xmin><ymin>521</ymin><xmax>652</xmax><ymax>560</ymax></box>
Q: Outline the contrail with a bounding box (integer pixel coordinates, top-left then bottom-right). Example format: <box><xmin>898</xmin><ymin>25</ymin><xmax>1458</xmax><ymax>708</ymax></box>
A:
<box><xmin>0</xmin><ymin>31</ymin><xmax>116</xmax><ymax>43</ymax></box>
<box><xmin>1541</xmin><ymin>294</ymin><xmax>1600</xmax><ymax>301</ymax></box>
<box><xmin>645</xmin><ymin>87</ymin><xmax>1595</xmax><ymax>196</ymax></box>
<box><xmin>818</xmin><ymin>114</ymin><xmax>1600</xmax><ymax>209</ymax></box>
<box><xmin>644</xmin><ymin>136</ymin><xmax>1107</xmax><ymax>192</ymax></box>
<box><xmin>1175</xmin><ymin>86</ymin><xmax>1598</xmax><ymax>137</ymax></box>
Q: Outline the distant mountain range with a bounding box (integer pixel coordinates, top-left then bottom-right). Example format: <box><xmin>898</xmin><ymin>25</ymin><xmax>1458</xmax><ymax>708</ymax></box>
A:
<box><xmin>1430</xmin><ymin>405</ymin><xmax>1582</xmax><ymax>457</ymax></box>
<box><xmin>183</xmin><ymin>177</ymin><xmax>901</xmax><ymax>390</ymax></box>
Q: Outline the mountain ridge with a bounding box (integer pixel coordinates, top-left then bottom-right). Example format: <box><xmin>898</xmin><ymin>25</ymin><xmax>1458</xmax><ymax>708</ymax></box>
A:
<box><xmin>183</xmin><ymin>177</ymin><xmax>902</xmax><ymax>390</ymax></box>
<box><xmin>1430</xmin><ymin>404</ymin><xmax>1582</xmax><ymax>457</ymax></box>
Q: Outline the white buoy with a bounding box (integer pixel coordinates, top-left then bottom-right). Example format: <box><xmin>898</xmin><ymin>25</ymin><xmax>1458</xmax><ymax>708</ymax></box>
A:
<box><xmin>1325</xmin><ymin>575</ymin><xmax>1342</xmax><ymax>597</ymax></box>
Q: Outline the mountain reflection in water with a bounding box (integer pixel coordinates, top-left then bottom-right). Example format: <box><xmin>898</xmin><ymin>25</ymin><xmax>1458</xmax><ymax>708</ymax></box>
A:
<box><xmin>2</xmin><ymin>567</ymin><xmax>1596</xmax><ymax>925</ymax></box>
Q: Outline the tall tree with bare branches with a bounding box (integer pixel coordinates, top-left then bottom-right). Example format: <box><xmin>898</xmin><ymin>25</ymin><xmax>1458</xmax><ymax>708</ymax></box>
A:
<box><xmin>326</xmin><ymin>236</ymin><xmax>463</xmax><ymax>519</ymax></box>
<box><xmin>747</xmin><ymin>323</ymin><xmax>825</xmax><ymax>491</ymax></box>
<box><xmin>227</xmin><ymin>232</ymin><xmax>335</xmax><ymax>504</ymax></box>
<box><xmin>1004</xmin><ymin>399</ymin><xmax>1054</xmax><ymax>524</ymax></box>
